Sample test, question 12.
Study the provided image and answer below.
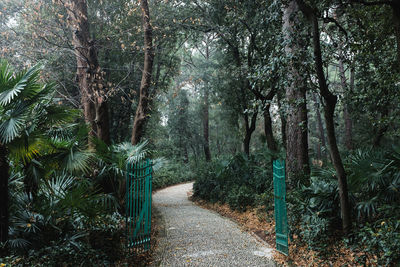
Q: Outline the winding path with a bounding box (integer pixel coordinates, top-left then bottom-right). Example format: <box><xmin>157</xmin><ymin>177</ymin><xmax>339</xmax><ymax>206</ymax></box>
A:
<box><xmin>151</xmin><ymin>182</ymin><xmax>276</xmax><ymax>267</ymax></box>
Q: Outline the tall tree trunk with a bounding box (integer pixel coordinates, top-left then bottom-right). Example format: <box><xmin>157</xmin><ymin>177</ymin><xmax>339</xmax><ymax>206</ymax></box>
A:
<box><xmin>131</xmin><ymin>0</ymin><xmax>154</xmax><ymax>145</ymax></box>
<box><xmin>202</xmin><ymin>40</ymin><xmax>212</xmax><ymax>161</ymax></box>
<box><xmin>283</xmin><ymin>1</ymin><xmax>310</xmax><ymax>186</ymax></box>
<box><xmin>243</xmin><ymin>112</ymin><xmax>258</xmax><ymax>156</ymax></box>
<box><xmin>95</xmin><ymin>100</ymin><xmax>111</xmax><ymax>145</ymax></box>
<box><xmin>338</xmin><ymin>58</ymin><xmax>353</xmax><ymax>150</ymax></box>
<box><xmin>184</xmin><ymin>146</ymin><xmax>189</xmax><ymax>164</ymax></box>
<box><xmin>0</xmin><ymin>144</ymin><xmax>9</xmax><ymax>245</ymax></box>
<box><xmin>65</xmin><ymin>0</ymin><xmax>110</xmax><ymax>146</ymax></box>
<box><xmin>277</xmin><ymin>91</ymin><xmax>287</xmax><ymax>148</ymax></box>
<box><xmin>297</xmin><ymin>0</ymin><xmax>352</xmax><ymax>233</ymax></box>
<box><xmin>203</xmin><ymin>86</ymin><xmax>211</xmax><ymax>161</ymax></box>
<box><xmin>264</xmin><ymin>106</ymin><xmax>277</xmax><ymax>152</ymax></box>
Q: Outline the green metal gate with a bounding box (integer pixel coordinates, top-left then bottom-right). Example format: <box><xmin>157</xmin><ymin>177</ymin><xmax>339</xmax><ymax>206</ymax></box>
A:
<box><xmin>273</xmin><ymin>159</ymin><xmax>289</xmax><ymax>256</ymax></box>
<box><xmin>126</xmin><ymin>158</ymin><xmax>153</xmax><ymax>252</ymax></box>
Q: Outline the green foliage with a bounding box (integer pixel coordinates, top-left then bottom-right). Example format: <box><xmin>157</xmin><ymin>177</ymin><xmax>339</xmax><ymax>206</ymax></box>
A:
<box><xmin>193</xmin><ymin>149</ymin><xmax>274</xmax><ymax>211</ymax></box>
<box><xmin>286</xmin><ymin>147</ymin><xmax>400</xmax><ymax>262</ymax></box>
<box><xmin>0</xmin><ymin>169</ymin><xmax>123</xmax><ymax>265</ymax></box>
<box><xmin>299</xmin><ymin>213</ymin><xmax>330</xmax><ymax>251</ymax></box>
<box><xmin>347</xmin><ymin>219</ymin><xmax>400</xmax><ymax>266</ymax></box>
<box><xmin>152</xmin><ymin>160</ymin><xmax>196</xmax><ymax>190</ymax></box>
<box><xmin>7</xmin><ymin>172</ymin><xmax>119</xmax><ymax>249</ymax></box>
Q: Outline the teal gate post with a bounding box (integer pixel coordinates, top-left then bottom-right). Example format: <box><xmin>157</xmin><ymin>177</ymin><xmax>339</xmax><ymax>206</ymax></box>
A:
<box><xmin>126</xmin><ymin>158</ymin><xmax>153</xmax><ymax>253</ymax></box>
<box><xmin>273</xmin><ymin>159</ymin><xmax>289</xmax><ymax>256</ymax></box>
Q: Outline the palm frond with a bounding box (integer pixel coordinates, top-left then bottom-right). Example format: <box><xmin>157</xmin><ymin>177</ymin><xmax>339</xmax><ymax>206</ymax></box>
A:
<box><xmin>113</xmin><ymin>140</ymin><xmax>148</xmax><ymax>165</ymax></box>
<box><xmin>0</xmin><ymin>115</ymin><xmax>26</xmax><ymax>143</ymax></box>
<box><xmin>41</xmin><ymin>173</ymin><xmax>75</xmax><ymax>200</ymax></box>
<box><xmin>64</xmin><ymin>150</ymin><xmax>94</xmax><ymax>174</ymax></box>
<box><xmin>0</xmin><ymin>63</ymin><xmax>42</xmax><ymax>106</ymax></box>
<box><xmin>152</xmin><ymin>157</ymin><xmax>166</xmax><ymax>172</ymax></box>
<box><xmin>8</xmin><ymin>238</ymin><xmax>31</xmax><ymax>249</ymax></box>
<box><xmin>0</xmin><ymin>60</ymin><xmax>13</xmax><ymax>86</ymax></box>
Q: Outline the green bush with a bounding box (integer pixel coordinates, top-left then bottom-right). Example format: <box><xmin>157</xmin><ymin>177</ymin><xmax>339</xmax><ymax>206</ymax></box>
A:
<box><xmin>2</xmin><ymin>172</ymin><xmax>123</xmax><ymax>265</ymax></box>
<box><xmin>288</xmin><ymin>147</ymin><xmax>400</xmax><ymax>264</ymax></box>
<box><xmin>300</xmin><ymin>213</ymin><xmax>330</xmax><ymax>250</ymax></box>
<box><xmin>193</xmin><ymin>151</ymin><xmax>274</xmax><ymax>211</ymax></box>
<box><xmin>348</xmin><ymin>219</ymin><xmax>400</xmax><ymax>266</ymax></box>
<box><xmin>226</xmin><ymin>185</ymin><xmax>255</xmax><ymax>212</ymax></box>
<box><xmin>152</xmin><ymin>160</ymin><xmax>196</xmax><ymax>190</ymax></box>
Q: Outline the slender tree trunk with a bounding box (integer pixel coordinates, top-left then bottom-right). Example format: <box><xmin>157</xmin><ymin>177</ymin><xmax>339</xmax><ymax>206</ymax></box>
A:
<box><xmin>264</xmin><ymin>106</ymin><xmax>277</xmax><ymax>152</ymax></box>
<box><xmin>216</xmin><ymin>124</ymin><xmax>221</xmax><ymax>156</ymax></box>
<box><xmin>297</xmin><ymin>0</ymin><xmax>352</xmax><ymax>233</ymax></box>
<box><xmin>277</xmin><ymin>91</ymin><xmax>287</xmax><ymax>148</ymax></box>
<box><xmin>243</xmin><ymin>112</ymin><xmax>258</xmax><ymax>156</ymax></box>
<box><xmin>283</xmin><ymin>1</ymin><xmax>310</xmax><ymax>185</ymax></box>
<box><xmin>95</xmin><ymin>100</ymin><xmax>111</xmax><ymax>145</ymax></box>
<box><xmin>201</xmin><ymin>38</ymin><xmax>212</xmax><ymax>161</ymax></box>
<box><xmin>131</xmin><ymin>0</ymin><xmax>154</xmax><ymax>145</ymax></box>
<box><xmin>65</xmin><ymin>0</ymin><xmax>110</xmax><ymax>146</ymax></box>
<box><xmin>184</xmin><ymin>146</ymin><xmax>189</xmax><ymax>163</ymax></box>
<box><xmin>243</xmin><ymin>134</ymin><xmax>251</xmax><ymax>156</ymax></box>
<box><xmin>0</xmin><ymin>144</ymin><xmax>9</xmax><ymax>245</ymax></box>
<box><xmin>203</xmin><ymin>86</ymin><xmax>211</xmax><ymax>161</ymax></box>
<box><xmin>324</xmin><ymin>100</ymin><xmax>352</xmax><ymax>233</ymax></box>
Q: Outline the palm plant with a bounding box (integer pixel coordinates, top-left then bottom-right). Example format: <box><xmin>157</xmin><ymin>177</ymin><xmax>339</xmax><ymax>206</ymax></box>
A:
<box><xmin>93</xmin><ymin>140</ymin><xmax>149</xmax><ymax>205</ymax></box>
<box><xmin>0</xmin><ymin>61</ymin><xmax>76</xmax><ymax>243</ymax></box>
<box><xmin>8</xmin><ymin>172</ymin><xmax>119</xmax><ymax>251</ymax></box>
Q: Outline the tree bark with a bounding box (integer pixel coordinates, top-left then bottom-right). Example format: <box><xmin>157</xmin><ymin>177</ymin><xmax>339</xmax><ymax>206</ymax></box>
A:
<box><xmin>277</xmin><ymin>91</ymin><xmax>287</xmax><ymax>148</ymax></box>
<box><xmin>203</xmin><ymin>86</ymin><xmax>212</xmax><ymax>161</ymax></box>
<box><xmin>283</xmin><ymin>1</ymin><xmax>310</xmax><ymax>185</ymax></box>
<box><xmin>95</xmin><ymin>99</ymin><xmax>111</xmax><ymax>145</ymax></box>
<box><xmin>202</xmin><ymin>41</ymin><xmax>212</xmax><ymax>161</ymax></box>
<box><xmin>0</xmin><ymin>144</ymin><xmax>9</xmax><ymax>245</ymax></box>
<box><xmin>264</xmin><ymin>106</ymin><xmax>277</xmax><ymax>152</ymax></box>
<box><xmin>131</xmin><ymin>0</ymin><xmax>154</xmax><ymax>145</ymax></box>
<box><xmin>297</xmin><ymin>0</ymin><xmax>352</xmax><ymax>233</ymax></box>
<box><xmin>65</xmin><ymin>0</ymin><xmax>110</xmax><ymax>146</ymax></box>
<box><xmin>243</xmin><ymin>112</ymin><xmax>258</xmax><ymax>156</ymax></box>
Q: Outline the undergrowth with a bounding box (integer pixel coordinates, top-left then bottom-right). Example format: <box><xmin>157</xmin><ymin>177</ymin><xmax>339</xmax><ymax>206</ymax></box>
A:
<box><xmin>193</xmin><ymin>146</ymin><xmax>400</xmax><ymax>266</ymax></box>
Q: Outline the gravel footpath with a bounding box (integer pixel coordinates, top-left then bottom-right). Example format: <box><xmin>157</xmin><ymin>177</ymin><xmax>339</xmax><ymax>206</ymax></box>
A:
<box><xmin>151</xmin><ymin>182</ymin><xmax>276</xmax><ymax>267</ymax></box>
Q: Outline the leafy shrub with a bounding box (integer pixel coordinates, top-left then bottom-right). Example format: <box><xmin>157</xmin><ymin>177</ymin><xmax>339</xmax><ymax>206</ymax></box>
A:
<box><xmin>286</xmin><ymin>176</ymin><xmax>337</xmax><ymax>250</ymax></box>
<box><xmin>348</xmin><ymin>219</ymin><xmax>400</xmax><ymax>266</ymax></box>
<box><xmin>300</xmin><ymin>213</ymin><xmax>330</xmax><ymax>250</ymax></box>
<box><xmin>193</xmin><ymin>150</ymin><xmax>274</xmax><ymax>211</ymax></box>
<box><xmin>226</xmin><ymin>185</ymin><xmax>255</xmax><ymax>212</ymax></box>
<box><xmin>153</xmin><ymin>160</ymin><xmax>196</xmax><ymax>190</ymax></box>
<box><xmin>2</xmin><ymin>171</ymin><xmax>123</xmax><ymax>265</ymax></box>
<box><xmin>288</xmin><ymin>146</ymin><xmax>400</xmax><ymax>263</ymax></box>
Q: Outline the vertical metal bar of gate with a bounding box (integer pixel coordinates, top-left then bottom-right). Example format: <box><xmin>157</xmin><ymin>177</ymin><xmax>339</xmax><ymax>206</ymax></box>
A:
<box><xmin>126</xmin><ymin>159</ymin><xmax>152</xmax><ymax>253</ymax></box>
<box><xmin>273</xmin><ymin>159</ymin><xmax>289</xmax><ymax>256</ymax></box>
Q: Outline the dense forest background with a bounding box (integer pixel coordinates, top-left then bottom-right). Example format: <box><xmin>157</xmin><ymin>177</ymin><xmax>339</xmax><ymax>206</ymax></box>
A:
<box><xmin>0</xmin><ymin>0</ymin><xmax>399</xmax><ymax>266</ymax></box>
